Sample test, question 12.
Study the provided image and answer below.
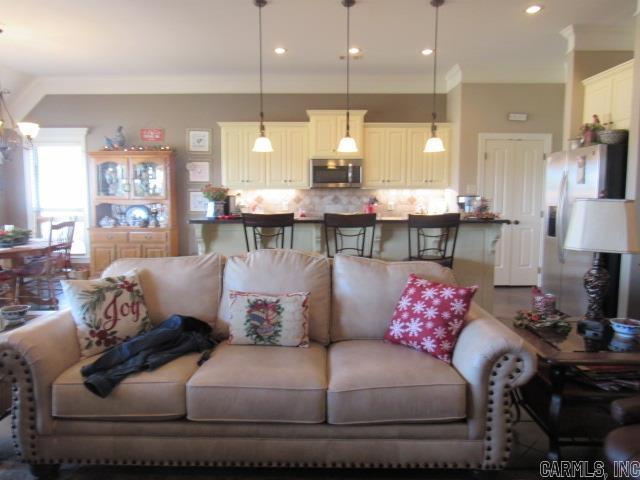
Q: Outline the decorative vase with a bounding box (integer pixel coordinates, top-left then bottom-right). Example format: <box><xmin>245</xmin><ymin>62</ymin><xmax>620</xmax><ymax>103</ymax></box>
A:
<box><xmin>206</xmin><ymin>200</ymin><xmax>225</xmax><ymax>219</ymax></box>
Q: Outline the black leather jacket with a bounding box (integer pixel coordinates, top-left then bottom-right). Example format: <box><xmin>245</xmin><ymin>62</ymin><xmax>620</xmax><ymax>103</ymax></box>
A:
<box><xmin>81</xmin><ymin>315</ymin><xmax>215</xmax><ymax>398</ymax></box>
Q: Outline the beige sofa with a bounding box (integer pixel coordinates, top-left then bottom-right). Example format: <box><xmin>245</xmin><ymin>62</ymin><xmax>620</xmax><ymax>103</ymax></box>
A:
<box><xmin>0</xmin><ymin>250</ymin><xmax>536</xmax><ymax>478</ymax></box>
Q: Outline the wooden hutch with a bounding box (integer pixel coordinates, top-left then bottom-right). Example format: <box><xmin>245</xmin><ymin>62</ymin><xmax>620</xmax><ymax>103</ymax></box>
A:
<box><xmin>88</xmin><ymin>150</ymin><xmax>178</xmax><ymax>276</ymax></box>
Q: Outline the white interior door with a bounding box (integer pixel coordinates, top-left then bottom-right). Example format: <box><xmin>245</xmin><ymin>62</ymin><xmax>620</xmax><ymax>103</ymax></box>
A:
<box><xmin>481</xmin><ymin>136</ymin><xmax>546</xmax><ymax>286</ymax></box>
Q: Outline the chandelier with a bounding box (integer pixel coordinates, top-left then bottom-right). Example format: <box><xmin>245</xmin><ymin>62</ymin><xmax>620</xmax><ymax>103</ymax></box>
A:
<box><xmin>0</xmin><ymin>88</ymin><xmax>40</xmax><ymax>163</ymax></box>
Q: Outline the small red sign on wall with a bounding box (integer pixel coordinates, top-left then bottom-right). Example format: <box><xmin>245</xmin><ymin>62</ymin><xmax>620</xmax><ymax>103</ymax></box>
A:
<box><xmin>140</xmin><ymin>128</ymin><xmax>165</xmax><ymax>142</ymax></box>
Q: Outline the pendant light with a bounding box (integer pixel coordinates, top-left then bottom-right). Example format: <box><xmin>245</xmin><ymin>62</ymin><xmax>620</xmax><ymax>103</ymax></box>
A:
<box><xmin>424</xmin><ymin>0</ymin><xmax>445</xmax><ymax>154</ymax></box>
<box><xmin>337</xmin><ymin>0</ymin><xmax>358</xmax><ymax>154</ymax></box>
<box><xmin>252</xmin><ymin>0</ymin><xmax>273</xmax><ymax>153</ymax></box>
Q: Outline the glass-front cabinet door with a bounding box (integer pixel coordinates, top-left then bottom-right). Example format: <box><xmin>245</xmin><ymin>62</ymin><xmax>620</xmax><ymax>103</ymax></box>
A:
<box><xmin>95</xmin><ymin>158</ymin><xmax>129</xmax><ymax>198</ymax></box>
<box><xmin>130</xmin><ymin>156</ymin><xmax>167</xmax><ymax>199</ymax></box>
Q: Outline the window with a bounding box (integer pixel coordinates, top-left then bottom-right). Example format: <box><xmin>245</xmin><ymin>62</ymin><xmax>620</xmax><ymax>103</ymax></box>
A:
<box><xmin>27</xmin><ymin>128</ymin><xmax>89</xmax><ymax>257</ymax></box>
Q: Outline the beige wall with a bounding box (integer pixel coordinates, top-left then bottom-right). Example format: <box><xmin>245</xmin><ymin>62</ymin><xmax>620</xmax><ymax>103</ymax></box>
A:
<box><xmin>446</xmin><ymin>84</ymin><xmax>462</xmax><ymax>193</ymax></box>
<box><xmin>0</xmin><ymin>142</ymin><xmax>26</xmax><ymax>228</ymax></box>
<box><xmin>563</xmin><ymin>50</ymin><xmax>634</xmax><ymax>144</ymax></box>
<box><xmin>457</xmin><ymin>83</ymin><xmax>565</xmax><ymax>194</ymax></box>
<box><xmin>23</xmin><ymin>93</ymin><xmax>445</xmax><ymax>254</ymax></box>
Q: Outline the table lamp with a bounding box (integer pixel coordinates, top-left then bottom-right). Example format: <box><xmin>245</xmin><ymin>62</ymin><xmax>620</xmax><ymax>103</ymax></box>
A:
<box><xmin>564</xmin><ymin>199</ymin><xmax>640</xmax><ymax>327</ymax></box>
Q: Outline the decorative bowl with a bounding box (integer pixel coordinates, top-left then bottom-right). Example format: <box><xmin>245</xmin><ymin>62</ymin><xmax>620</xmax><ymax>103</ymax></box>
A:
<box><xmin>0</xmin><ymin>305</ymin><xmax>30</xmax><ymax>326</ymax></box>
<box><xmin>610</xmin><ymin>318</ymin><xmax>640</xmax><ymax>339</ymax></box>
<box><xmin>598</xmin><ymin>130</ymin><xmax>628</xmax><ymax>145</ymax></box>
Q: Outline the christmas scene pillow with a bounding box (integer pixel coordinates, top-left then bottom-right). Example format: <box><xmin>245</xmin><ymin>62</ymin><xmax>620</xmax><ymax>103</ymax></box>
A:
<box><xmin>62</xmin><ymin>271</ymin><xmax>151</xmax><ymax>357</ymax></box>
<box><xmin>384</xmin><ymin>274</ymin><xmax>477</xmax><ymax>363</ymax></box>
<box><xmin>228</xmin><ymin>291</ymin><xmax>309</xmax><ymax>347</ymax></box>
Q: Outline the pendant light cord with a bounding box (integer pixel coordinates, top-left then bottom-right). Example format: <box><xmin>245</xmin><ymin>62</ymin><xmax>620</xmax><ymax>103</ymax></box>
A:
<box><xmin>431</xmin><ymin>2</ymin><xmax>439</xmax><ymax>132</ymax></box>
<box><xmin>346</xmin><ymin>3</ymin><xmax>351</xmax><ymax>136</ymax></box>
<box><xmin>258</xmin><ymin>3</ymin><xmax>265</xmax><ymax>135</ymax></box>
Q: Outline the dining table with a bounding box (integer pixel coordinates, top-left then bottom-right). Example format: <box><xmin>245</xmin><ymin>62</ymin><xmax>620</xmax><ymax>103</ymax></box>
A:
<box><xmin>0</xmin><ymin>240</ymin><xmax>69</xmax><ymax>308</ymax></box>
<box><xmin>0</xmin><ymin>240</ymin><xmax>64</xmax><ymax>262</ymax></box>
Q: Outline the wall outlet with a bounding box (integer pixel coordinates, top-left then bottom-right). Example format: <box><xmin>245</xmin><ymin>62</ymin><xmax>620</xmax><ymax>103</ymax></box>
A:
<box><xmin>387</xmin><ymin>201</ymin><xmax>395</xmax><ymax>211</ymax></box>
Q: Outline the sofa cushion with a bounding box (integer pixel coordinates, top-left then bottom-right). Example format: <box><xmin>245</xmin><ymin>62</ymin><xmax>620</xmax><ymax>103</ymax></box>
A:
<box><xmin>102</xmin><ymin>253</ymin><xmax>225</xmax><ymax>326</ymax></box>
<box><xmin>187</xmin><ymin>342</ymin><xmax>327</xmax><ymax>423</ymax></box>
<box><xmin>384</xmin><ymin>275</ymin><xmax>477</xmax><ymax>363</ymax></box>
<box><xmin>331</xmin><ymin>254</ymin><xmax>458</xmax><ymax>341</ymax></box>
<box><xmin>217</xmin><ymin>249</ymin><xmax>331</xmax><ymax>345</ymax></box>
<box><xmin>62</xmin><ymin>271</ymin><xmax>152</xmax><ymax>358</ymax></box>
<box><xmin>52</xmin><ymin>353</ymin><xmax>201</xmax><ymax>420</ymax></box>
<box><xmin>327</xmin><ymin>340</ymin><xmax>466</xmax><ymax>425</ymax></box>
<box><xmin>228</xmin><ymin>291</ymin><xmax>310</xmax><ymax>347</ymax></box>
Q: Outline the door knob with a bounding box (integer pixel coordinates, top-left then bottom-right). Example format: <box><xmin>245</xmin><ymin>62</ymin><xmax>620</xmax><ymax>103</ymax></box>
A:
<box><xmin>513</xmin><ymin>220</ymin><xmax>520</xmax><ymax>225</ymax></box>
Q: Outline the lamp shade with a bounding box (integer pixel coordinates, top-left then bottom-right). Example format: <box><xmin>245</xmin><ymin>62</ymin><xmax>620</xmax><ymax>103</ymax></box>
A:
<box><xmin>252</xmin><ymin>135</ymin><xmax>273</xmax><ymax>153</ymax></box>
<box><xmin>17</xmin><ymin>122</ymin><xmax>40</xmax><ymax>139</ymax></box>
<box><xmin>564</xmin><ymin>199</ymin><xmax>640</xmax><ymax>254</ymax></box>
<box><xmin>424</xmin><ymin>135</ymin><xmax>445</xmax><ymax>153</ymax></box>
<box><xmin>337</xmin><ymin>135</ymin><xmax>358</xmax><ymax>154</ymax></box>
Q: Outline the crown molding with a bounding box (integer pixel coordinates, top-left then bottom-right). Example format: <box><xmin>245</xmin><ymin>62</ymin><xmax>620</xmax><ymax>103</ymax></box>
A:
<box><xmin>445</xmin><ymin>64</ymin><xmax>462</xmax><ymax>92</ymax></box>
<box><xmin>560</xmin><ymin>24</ymin><xmax>634</xmax><ymax>54</ymax></box>
<box><xmin>7</xmin><ymin>73</ymin><xmax>459</xmax><ymax>120</ymax></box>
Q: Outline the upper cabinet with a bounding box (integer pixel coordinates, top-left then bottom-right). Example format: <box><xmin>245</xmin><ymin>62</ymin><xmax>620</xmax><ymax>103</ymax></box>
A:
<box><xmin>220</xmin><ymin>122</ymin><xmax>309</xmax><ymax>189</ymax></box>
<box><xmin>363</xmin><ymin>123</ymin><xmax>451</xmax><ymax>189</ymax></box>
<box><xmin>583</xmin><ymin>60</ymin><xmax>634</xmax><ymax>129</ymax></box>
<box><xmin>92</xmin><ymin>152</ymin><xmax>170</xmax><ymax>201</ymax></box>
<box><xmin>406</xmin><ymin>125</ymin><xmax>451</xmax><ymax>189</ymax></box>
<box><xmin>307</xmin><ymin>110</ymin><xmax>366</xmax><ymax>159</ymax></box>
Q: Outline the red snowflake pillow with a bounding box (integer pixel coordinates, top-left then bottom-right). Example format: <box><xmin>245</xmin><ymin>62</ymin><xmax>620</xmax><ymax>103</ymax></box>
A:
<box><xmin>384</xmin><ymin>274</ymin><xmax>477</xmax><ymax>363</ymax></box>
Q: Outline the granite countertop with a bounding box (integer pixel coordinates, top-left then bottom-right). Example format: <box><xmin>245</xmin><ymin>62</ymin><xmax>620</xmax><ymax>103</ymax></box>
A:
<box><xmin>189</xmin><ymin>216</ymin><xmax>510</xmax><ymax>225</ymax></box>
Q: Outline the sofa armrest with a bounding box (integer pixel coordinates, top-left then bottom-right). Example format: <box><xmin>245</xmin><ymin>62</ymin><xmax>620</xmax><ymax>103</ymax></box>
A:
<box><xmin>611</xmin><ymin>396</ymin><xmax>640</xmax><ymax>425</ymax></box>
<box><xmin>452</xmin><ymin>304</ymin><xmax>536</xmax><ymax>468</ymax></box>
<box><xmin>0</xmin><ymin>309</ymin><xmax>80</xmax><ymax>460</ymax></box>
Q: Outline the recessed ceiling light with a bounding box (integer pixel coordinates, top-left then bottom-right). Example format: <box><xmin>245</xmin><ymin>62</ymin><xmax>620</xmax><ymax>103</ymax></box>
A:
<box><xmin>274</xmin><ymin>47</ymin><xmax>287</xmax><ymax>55</ymax></box>
<box><xmin>525</xmin><ymin>4</ymin><xmax>543</xmax><ymax>14</ymax></box>
<box><xmin>348</xmin><ymin>47</ymin><xmax>361</xmax><ymax>55</ymax></box>
<box><xmin>421</xmin><ymin>48</ymin><xmax>434</xmax><ymax>56</ymax></box>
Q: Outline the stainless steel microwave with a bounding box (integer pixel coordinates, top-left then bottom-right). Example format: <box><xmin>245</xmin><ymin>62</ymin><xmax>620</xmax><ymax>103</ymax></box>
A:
<box><xmin>311</xmin><ymin>159</ymin><xmax>362</xmax><ymax>188</ymax></box>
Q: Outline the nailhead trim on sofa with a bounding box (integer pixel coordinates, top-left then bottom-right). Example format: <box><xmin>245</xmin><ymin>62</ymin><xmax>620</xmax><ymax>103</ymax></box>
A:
<box><xmin>2</xmin><ymin>344</ymin><xmax>522</xmax><ymax>471</ymax></box>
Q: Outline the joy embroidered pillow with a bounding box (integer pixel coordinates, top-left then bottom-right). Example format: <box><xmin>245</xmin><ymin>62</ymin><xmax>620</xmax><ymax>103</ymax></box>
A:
<box><xmin>384</xmin><ymin>274</ymin><xmax>477</xmax><ymax>363</ymax></box>
<box><xmin>62</xmin><ymin>272</ymin><xmax>151</xmax><ymax>357</ymax></box>
<box><xmin>228</xmin><ymin>291</ymin><xmax>309</xmax><ymax>347</ymax></box>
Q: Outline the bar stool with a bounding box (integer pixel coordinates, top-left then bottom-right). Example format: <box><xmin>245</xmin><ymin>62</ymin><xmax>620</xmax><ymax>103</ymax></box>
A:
<box><xmin>242</xmin><ymin>213</ymin><xmax>295</xmax><ymax>252</ymax></box>
<box><xmin>407</xmin><ymin>213</ymin><xmax>461</xmax><ymax>268</ymax></box>
<box><xmin>324</xmin><ymin>213</ymin><xmax>377</xmax><ymax>258</ymax></box>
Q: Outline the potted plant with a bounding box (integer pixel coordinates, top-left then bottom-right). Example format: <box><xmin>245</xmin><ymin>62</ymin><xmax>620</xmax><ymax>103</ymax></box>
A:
<box><xmin>0</xmin><ymin>227</ymin><xmax>31</xmax><ymax>248</ymax></box>
<box><xmin>202</xmin><ymin>184</ymin><xmax>229</xmax><ymax>219</ymax></box>
<box><xmin>579</xmin><ymin>114</ymin><xmax>605</xmax><ymax>146</ymax></box>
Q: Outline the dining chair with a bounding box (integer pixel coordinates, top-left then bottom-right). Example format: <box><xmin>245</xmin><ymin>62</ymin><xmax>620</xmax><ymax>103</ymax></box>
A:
<box><xmin>14</xmin><ymin>220</ymin><xmax>76</xmax><ymax>308</ymax></box>
<box><xmin>323</xmin><ymin>213</ymin><xmax>377</xmax><ymax>258</ymax></box>
<box><xmin>242</xmin><ymin>213</ymin><xmax>295</xmax><ymax>252</ymax></box>
<box><xmin>0</xmin><ymin>268</ymin><xmax>17</xmax><ymax>306</ymax></box>
<box><xmin>407</xmin><ymin>213</ymin><xmax>461</xmax><ymax>268</ymax></box>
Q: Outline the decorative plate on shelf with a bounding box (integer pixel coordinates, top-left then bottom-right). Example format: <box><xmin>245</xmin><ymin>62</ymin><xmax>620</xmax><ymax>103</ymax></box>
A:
<box><xmin>125</xmin><ymin>205</ymin><xmax>151</xmax><ymax>227</ymax></box>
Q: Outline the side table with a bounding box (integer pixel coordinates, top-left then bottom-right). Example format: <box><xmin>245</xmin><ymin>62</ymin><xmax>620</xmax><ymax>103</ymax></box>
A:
<box><xmin>0</xmin><ymin>311</ymin><xmax>57</xmax><ymax>419</ymax></box>
<box><xmin>503</xmin><ymin>317</ymin><xmax>640</xmax><ymax>460</ymax></box>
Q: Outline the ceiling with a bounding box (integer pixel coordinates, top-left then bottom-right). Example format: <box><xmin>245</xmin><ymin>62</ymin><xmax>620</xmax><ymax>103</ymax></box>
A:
<box><xmin>0</xmin><ymin>0</ymin><xmax>636</xmax><ymax>96</ymax></box>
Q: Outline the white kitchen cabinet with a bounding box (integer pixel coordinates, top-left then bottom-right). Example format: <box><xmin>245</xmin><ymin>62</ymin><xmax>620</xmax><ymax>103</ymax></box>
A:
<box><xmin>220</xmin><ymin>122</ymin><xmax>308</xmax><ymax>189</ymax></box>
<box><xmin>363</xmin><ymin>126</ymin><xmax>406</xmax><ymax>187</ymax></box>
<box><xmin>220</xmin><ymin>124</ymin><xmax>266</xmax><ymax>189</ymax></box>
<box><xmin>266</xmin><ymin>124</ymin><xmax>309</xmax><ymax>188</ymax></box>
<box><xmin>406</xmin><ymin>125</ymin><xmax>451</xmax><ymax>188</ymax></box>
<box><xmin>307</xmin><ymin>110</ymin><xmax>366</xmax><ymax>159</ymax></box>
<box><xmin>364</xmin><ymin>123</ymin><xmax>451</xmax><ymax>189</ymax></box>
<box><xmin>583</xmin><ymin>60</ymin><xmax>633</xmax><ymax>129</ymax></box>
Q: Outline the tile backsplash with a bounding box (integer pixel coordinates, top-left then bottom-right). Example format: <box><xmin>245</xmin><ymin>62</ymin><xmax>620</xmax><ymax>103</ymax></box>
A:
<box><xmin>231</xmin><ymin>189</ymin><xmax>460</xmax><ymax>217</ymax></box>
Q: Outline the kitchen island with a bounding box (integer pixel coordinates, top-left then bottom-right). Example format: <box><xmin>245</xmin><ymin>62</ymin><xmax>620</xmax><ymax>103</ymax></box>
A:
<box><xmin>189</xmin><ymin>216</ymin><xmax>508</xmax><ymax>312</ymax></box>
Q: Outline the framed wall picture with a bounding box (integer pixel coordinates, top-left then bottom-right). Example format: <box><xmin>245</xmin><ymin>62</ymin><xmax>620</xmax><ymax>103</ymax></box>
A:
<box><xmin>187</xmin><ymin>129</ymin><xmax>212</xmax><ymax>154</ymax></box>
<box><xmin>189</xmin><ymin>191</ymin><xmax>208</xmax><ymax>212</ymax></box>
<box><xmin>186</xmin><ymin>161</ymin><xmax>211</xmax><ymax>183</ymax></box>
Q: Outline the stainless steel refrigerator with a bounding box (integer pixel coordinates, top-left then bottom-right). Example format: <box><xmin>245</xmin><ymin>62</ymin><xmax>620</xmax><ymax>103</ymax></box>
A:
<box><xmin>542</xmin><ymin>144</ymin><xmax>627</xmax><ymax>317</ymax></box>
